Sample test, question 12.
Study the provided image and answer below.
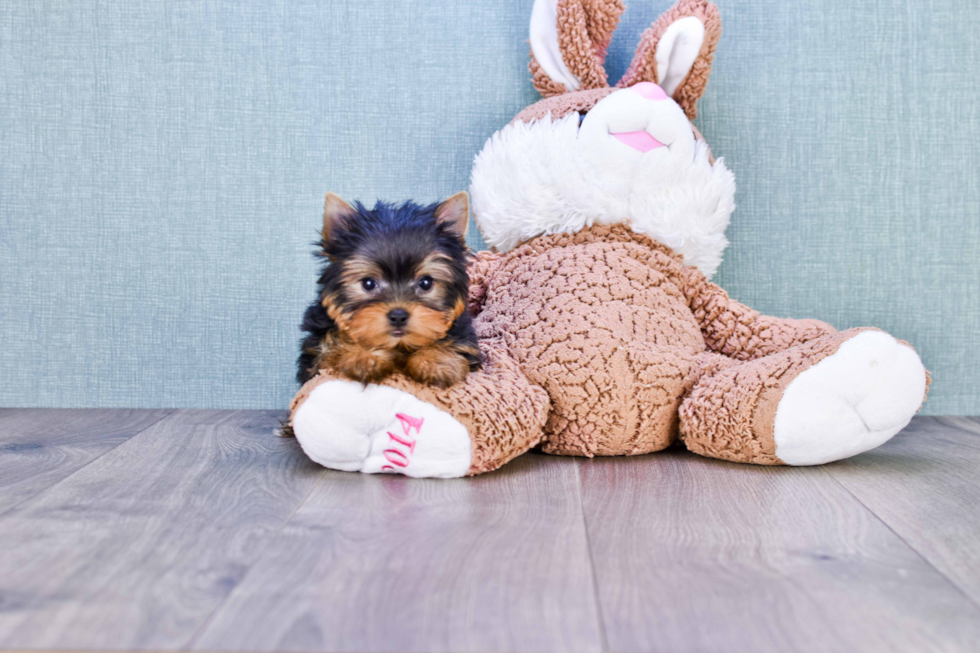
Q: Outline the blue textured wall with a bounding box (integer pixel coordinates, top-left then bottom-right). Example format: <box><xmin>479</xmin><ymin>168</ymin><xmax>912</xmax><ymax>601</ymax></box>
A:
<box><xmin>1</xmin><ymin>0</ymin><xmax>977</xmax><ymax>412</ymax></box>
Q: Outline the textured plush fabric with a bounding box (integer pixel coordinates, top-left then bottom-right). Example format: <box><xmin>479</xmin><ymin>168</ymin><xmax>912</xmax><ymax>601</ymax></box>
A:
<box><xmin>468</xmin><ymin>224</ymin><xmax>896</xmax><ymax>462</ymax></box>
<box><xmin>476</xmin><ymin>226</ymin><xmax>708</xmax><ymax>456</ymax></box>
<box><xmin>0</xmin><ymin>0</ymin><xmax>977</xmax><ymax>412</ymax></box>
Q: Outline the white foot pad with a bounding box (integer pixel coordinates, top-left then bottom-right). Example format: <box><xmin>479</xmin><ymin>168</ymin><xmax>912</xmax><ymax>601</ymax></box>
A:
<box><xmin>774</xmin><ymin>331</ymin><xmax>927</xmax><ymax>465</ymax></box>
<box><xmin>292</xmin><ymin>381</ymin><xmax>472</xmax><ymax>478</ymax></box>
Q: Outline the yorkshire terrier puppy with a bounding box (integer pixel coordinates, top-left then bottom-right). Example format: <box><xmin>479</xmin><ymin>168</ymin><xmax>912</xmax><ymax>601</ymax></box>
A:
<box><xmin>296</xmin><ymin>192</ymin><xmax>482</xmax><ymax>389</ymax></box>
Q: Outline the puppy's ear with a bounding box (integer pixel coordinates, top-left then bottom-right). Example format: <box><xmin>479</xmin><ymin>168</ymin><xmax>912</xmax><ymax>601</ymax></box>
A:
<box><xmin>434</xmin><ymin>191</ymin><xmax>470</xmax><ymax>239</ymax></box>
<box><xmin>322</xmin><ymin>192</ymin><xmax>353</xmax><ymax>242</ymax></box>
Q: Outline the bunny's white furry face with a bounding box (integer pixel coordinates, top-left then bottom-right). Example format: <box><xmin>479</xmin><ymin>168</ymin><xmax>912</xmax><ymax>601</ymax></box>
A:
<box><xmin>470</xmin><ymin>84</ymin><xmax>736</xmax><ymax>277</ymax></box>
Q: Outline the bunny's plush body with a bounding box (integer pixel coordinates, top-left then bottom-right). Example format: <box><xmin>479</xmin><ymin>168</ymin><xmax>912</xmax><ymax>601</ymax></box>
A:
<box><xmin>288</xmin><ymin>0</ymin><xmax>928</xmax><ymax>478</ymax></box>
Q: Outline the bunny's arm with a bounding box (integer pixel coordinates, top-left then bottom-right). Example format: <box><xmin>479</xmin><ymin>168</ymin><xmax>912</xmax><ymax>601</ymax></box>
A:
<box><xmin>467</xmin><ymin>250</ymin><xmax>506</xmax><ymax>317</ymax></box>
<box><xmin>679</xmin><ymin>266</ymin><xmax>836</xmax><ymax>361</ymax></box>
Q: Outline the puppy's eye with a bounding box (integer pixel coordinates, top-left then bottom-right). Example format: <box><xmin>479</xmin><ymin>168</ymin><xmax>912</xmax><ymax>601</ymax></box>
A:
<box><xmin>417</xmin><ymin>275</ymin><xmax>434</xmax><ymax>292</ymax></box>
<box><xmin>360</xmin><ymin>278</ymin><xmax>378</xmax><ymax>292</ymax></box>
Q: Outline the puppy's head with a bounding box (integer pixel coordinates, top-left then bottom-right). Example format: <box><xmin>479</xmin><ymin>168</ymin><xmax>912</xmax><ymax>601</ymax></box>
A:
<box><xmin>317</xmin><ymin>192</ymin><xmax>470</xmax><ymax>350</ymax></box>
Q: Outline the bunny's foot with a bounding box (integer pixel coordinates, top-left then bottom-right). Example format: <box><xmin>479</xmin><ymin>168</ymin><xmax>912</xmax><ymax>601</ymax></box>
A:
<box><xmin>288</xmin><ymin>341</ymin><xmax>550</xmax><ymax>478</ymax></box>
<box><xmin>680</xmin><ymin>329</ymin><xmax>928</xmax><ymax>466</ymax></box>
<box><xmin>292</xmin><ymin>380</ymin><xmax>472</xmax><ymax>478</ymax></box>
<box><xmin>770</xmin><ymin>329</ymin><xmax>928</xmax><ymax>465</ymax></box>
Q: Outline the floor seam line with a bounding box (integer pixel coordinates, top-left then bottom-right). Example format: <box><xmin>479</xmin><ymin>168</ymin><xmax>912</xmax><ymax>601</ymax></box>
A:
<box><xmin>576</xmin><ymin>459</ymin><xmax>611</xmax><ymax>653</ymax></box>
<box><xmin>821</xmin><ymin>464</ymin><xmax>980</xmax><ymax>615</ymax></box>
<box><xmin>0</xmin><ymin>408</ymin><xmax>177</xmax><ymax>520</ymax></box>
<box><xmin>183</xmin><ymin>458</ymin><xmax>329</xmax><ymax>650</ymax></box>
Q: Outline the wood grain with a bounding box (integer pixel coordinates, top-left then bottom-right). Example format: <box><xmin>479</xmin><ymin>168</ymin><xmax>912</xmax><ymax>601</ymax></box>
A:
<box><xmin>827</xmin><ymin>416</ymin><xmax>980</xmax><ymax>608</ymax></box>
<box><xmin>2</xmin><ymin>411</ymin><xmax>979</xmax><ymax>653</ymax></box>
<box><xmin>579</xmin><ymin>443</ymin><xmax>980</xmax><ymax>653</ymax></box>
<box><xmin>0</xmin><ymin>409</ymin><xmax>323</xmax><ymax>651</ymax></box>
<box><xmin>0</xmin><ymin>408</ymin><xmax>172</xmax><ymax>514</ymax></box>
<box><xmin>193</xmin><ymin>453</ymin><xmax>603</xmax><ymax>653</ymax></box>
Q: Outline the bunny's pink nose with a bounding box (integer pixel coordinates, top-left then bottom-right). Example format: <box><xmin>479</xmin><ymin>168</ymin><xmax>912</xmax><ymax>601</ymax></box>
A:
<box><xmin>630</xmin><ymin>82</ymin><xmax>668</xmax><ymax>101</ymax></box>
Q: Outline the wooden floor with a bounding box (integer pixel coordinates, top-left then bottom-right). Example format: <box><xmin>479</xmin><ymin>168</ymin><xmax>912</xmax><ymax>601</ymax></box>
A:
<box><xmin>0</xmin><ymin>410</ymin><xmax>978</xmax><ymax>652</ymax></box>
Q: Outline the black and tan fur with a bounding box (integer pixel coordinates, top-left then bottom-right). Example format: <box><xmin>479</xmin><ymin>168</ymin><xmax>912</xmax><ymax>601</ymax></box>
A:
<box><xmin>296</xmin><ymin>192</ymin><xmax>482</xmax><ymax>390</ymax></box>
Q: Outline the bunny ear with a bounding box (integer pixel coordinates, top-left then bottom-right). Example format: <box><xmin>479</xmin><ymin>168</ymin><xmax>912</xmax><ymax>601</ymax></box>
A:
<box><xmin>617</xmin><ymin>0</ymin><xmax>721</xmax><ymax>119</ymax></box>
<box><xmin>529</xmin><ymin>0</ymin><xmax>625</xmax><ymax>97</ymax></box>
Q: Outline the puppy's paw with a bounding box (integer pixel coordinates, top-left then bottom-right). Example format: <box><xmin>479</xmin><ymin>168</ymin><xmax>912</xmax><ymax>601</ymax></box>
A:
<box><xmin>325</xmin><ymin>341</ymin><xmax>399</xmax><ymax>384</ymax></box>
<box><xmin>291</xmin><ymin>380</ymin><xmax>472</xmax><ymax>478</ymax></box>
<box><xmin>405</xmin><ymin>345</ymin><xmax>470</xmax><ymax>388</ymax></box>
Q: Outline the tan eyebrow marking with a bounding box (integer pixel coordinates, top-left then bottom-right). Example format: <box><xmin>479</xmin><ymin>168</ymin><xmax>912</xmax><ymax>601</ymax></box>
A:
<box><xmin>336</xmin><ymin>256</ymin><xmax>385</xmax><ymax>302</ymax></box>
<box><xmin>416</xmin><ymin>253</ymin><xmax>456</xmax><ymax>285</ymax></box>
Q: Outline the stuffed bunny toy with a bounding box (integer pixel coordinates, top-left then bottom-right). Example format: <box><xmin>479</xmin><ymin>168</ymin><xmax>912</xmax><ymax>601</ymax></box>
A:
<box><xmin>288</xmin><ymin>0</ymin><xmax>928</xmax><ymax>478</ymax></box>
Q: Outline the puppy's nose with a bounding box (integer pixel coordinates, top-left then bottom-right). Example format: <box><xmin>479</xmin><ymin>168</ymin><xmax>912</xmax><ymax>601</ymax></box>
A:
<box><xmin>387</xmin><ymin>308</ymin><xmax>410</xmax><ymax>328</ymax></box>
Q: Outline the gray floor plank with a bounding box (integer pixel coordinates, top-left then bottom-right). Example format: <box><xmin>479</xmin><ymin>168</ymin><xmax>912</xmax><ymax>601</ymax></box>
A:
<box><xmin>0</xmin><ymin>408</ymin><xmax>172</xmax><ymax>514</ymax></box>
<box><xmin>193</xmin><ymin>453</ymin><xmax>603</xmax><ymax>653</ymax></box>
<box><xmin>3</xmin><ymin>410</ymin><xmax>979</xmax><ymax>653</ymax></box>
<box><xmin>827</xmin><ymin>416</ymin><xmax>980</xmax><ymax>608</ymax></box>
<box><xmin>579</xmin><ymin>442</ymin><xmax>980</xmax><ymax>653</ymax></box>
<box><xmin>0</xmin><ymin>409</ymin><xmax>324</xmax><ymax>650</ymax></box>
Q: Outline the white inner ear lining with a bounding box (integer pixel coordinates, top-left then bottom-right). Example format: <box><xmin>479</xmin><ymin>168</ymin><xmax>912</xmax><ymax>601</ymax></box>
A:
<box><xmin>655</xmin><ymin>16</ymin><xmax>705</xmax><ymax>97</ymax></box>
<box><xmin>529</xmin><ymin>0</ymin><xmax>581</xmax><ymax>91</ymax></box>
